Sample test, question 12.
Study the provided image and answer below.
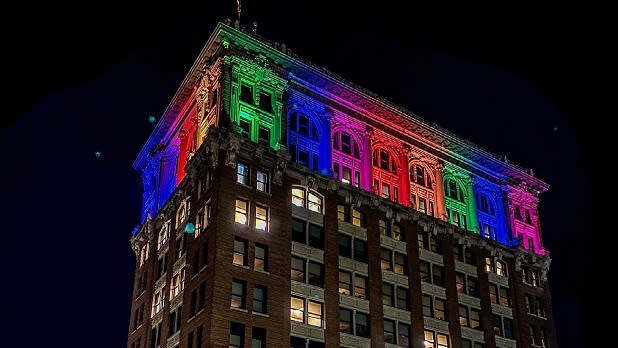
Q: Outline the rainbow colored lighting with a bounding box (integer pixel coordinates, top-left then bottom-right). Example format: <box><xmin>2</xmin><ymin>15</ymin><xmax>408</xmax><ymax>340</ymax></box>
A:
<box><xmin>134</xmin><ymin>23</ymin><xmax>548</xmax><ymax>255</ymax></box>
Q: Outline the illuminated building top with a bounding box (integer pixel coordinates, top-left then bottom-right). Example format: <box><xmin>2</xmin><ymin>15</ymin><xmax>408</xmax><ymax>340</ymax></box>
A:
<box><xmin>133</xmin><ymin>21</ymin><xmax>549</xmax><ymax>255</ymax></box>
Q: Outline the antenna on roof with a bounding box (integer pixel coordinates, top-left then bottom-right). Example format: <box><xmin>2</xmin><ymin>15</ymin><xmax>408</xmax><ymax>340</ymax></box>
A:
<box><xmin>236</xmin><ymin>0</ymin><xmax>242</xmax><ymax>24</ymax></box>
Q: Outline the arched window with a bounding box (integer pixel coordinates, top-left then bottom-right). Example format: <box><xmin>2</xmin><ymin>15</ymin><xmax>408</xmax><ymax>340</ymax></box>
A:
<box><xmin>332</xmin><ymin>130</ymin><xmax>362</xmax><ymax>187</ymax></box>
<box><xmin>409</xmin><ymin>163</ymin><xmax>435</xmax><ymax>217</ymax></box>
<box><xmin>372</xmin><ymin>147</ymin><xmax>399</xmax><ymax>202</ymax></box>
<box><xmin>288</xmin><ymin>112</ymin><xmax>321</xmax><ymax>170</ymax></box>
<box><xmin>333</xmin><ymin>131</ymin><xmax>359</xmax><ymax>158</ymax></box>
<box><xmin>444</xmin><ymin>179</ymin><xmax>465</xmax><ymax>202</ymax></box>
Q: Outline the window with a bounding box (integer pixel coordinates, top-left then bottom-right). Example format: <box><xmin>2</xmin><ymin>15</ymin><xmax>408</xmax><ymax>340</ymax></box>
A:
<box><xmin>492</xmin><ymin>315</ymin><xmax>502</xmax><ymax>336</ymax></box>
<box><xmin>308</xmin><ymin>192</ymin><xmax>322</xmax><ymax>213</ymax></box>
<box><xmin>459</xmin><ymin>306</ymin><xmax>469</xmax><ymax>327</ymax></box>
<box><xmin>257</xmin><ymin>171</ymin><xmax>268</xmax><ymax>192</ymax></box>
<box><xmin>258</xmin><ymin>91</ymin><xmax>272</xmax><ymax>111</ymax></box>
<box><xmin>424</xmin><ymin>330</ymin><xmax>450</xmax><ymax>348</ymax></box>
<box><xmin>384</xmin><ymin>319</ymin><xmax>396</xmax><ymax>343</ymax></box>
<box><xmin>353</xmin><ymin>238</ymin><xmax>368</xmax><ymax>263</ymax></box>
<box><xmin>496</xmin><ymin>260</ymin><xmax>507</xmax><ymax>277</ymax></box>
<box><xmin>308</xmin><ymin>261</ymin><xmax>324</xmax><ymax>288</ymax></box>
<box><xmin>352</xmin><ymin>208</ymin><xmax>364</xmax><ymax>227</ymax></box>
<box><xmin>372</xmin><ymin>148</ymin><xmax>399</xmax><ymax>201</ymax></box>
<box><xmin>174</xmin><ymin>235</ymin><xmax>187</xmax><ymax>261</ymax></box>
<box><xmin>489</xmin><ymin>284</ymin><xmax>498</xmax><ymax>304</ymax></box>
<box><xmin>478</xmin><ymin>193</ymin><xmax>495</xmax><ymax>215</ymax></box>
<box><xmin>237</xmin><ymin>163</ymin><xmax>249</xmax><ymax>185</ymax></box>
<box><xmin>151</xmin><ymin>322</ymin><xmax>162</xmax><ymax>348</ymax></box>
<box><xmin>291</xmin><ymin>256</ymin><xmax>305</xmax><ymax>282</ymax></box>
<box><xmin>456</xmin><ymin>273</ymin><xmax>465</xmax><ymax>294</ymax></box>
<box><xmin>290</xmin><ymin>297</ymin><xmax>323</xmax><ymax>327</ymax></box>
<box><xmin>235</xmin><ymin>199</ymin><xmax>248</xmax><ymax>225</ymax></box>
<box><xmin>152</xmin><ymin>289</ymin><xmax>164</xmax><ymax>316</ymax></box>
<box><xmin>292</xmin><ymin>219</ymin><xmax>324</xmax><ymax>250</ymax></box>
<box><xmin>240</xmin><ymin>84</ymin><xmax>253</xmax><ymax>103</ymax></box>
<box><xmin>514</xmin><ymin>204</ymin><xmax>522</xmax><ymax>221</ymax></box>
<box><xmin>379</xmin><ymin>219</ymin><xmax>387</xmax><ymax>236</ymax></box>
<box><xmin>170</xmin><ymin>268</ymin><xmax>186</xmax><ymax>298</ymax></box>
<box><xmin>231</xmin><ymin>279</ymin><xmax>246</xmax><ymax>309</ymax></box>
<box><xmin>333</xmin><ymin>130</ymin><xmax>359</xmax><ymax>157</ymax></box>
<box><xmin>354</xmin><ymin>274</ymin><xmax>368</xmax><ymax>299</ymax></box>
<box><xmin>445</xmin><ymin>179</ymin><xmax>464</xmax><ymax>201</ymax></box>
<box><xmin>468</xmin><ymin>276</ymin><xmax>479</xmax><ymax>297</ymax></box>
<box><xmin>524</xmin><ymin>208</ymin><xmax>532</xmax><ymax>224</ymax></box>
<box><xmin>470</xmin><ymin>308</ymin><xmax>481</xmax><ymax>329</ymax></box>
<box><xmin>291</xmin><ymin>186</ymin><xmax>324</xmax><ymax>213</ymax></box>
<box><xmin>158</xmin><ymin>224</ymin><xmax>170</xmax><ymax>250</ymax></box>
<box><xmin>258</xmin><ymin>126</ymin><xmax>270</xmax><ymax>146</ymax></box>
<box><xmin>253</xmin><ymin>285</ymin><xmax>267</xmax><ymax>314</ymax></box>
<box><xmin>233</xmin><ymin>238</ymin><xmax>247</xmax><ymax>266</ymax></box>
<box><xmin>355</xmin><ymin>312</ymin><xmax>370</xmax><ymax>337</ymax></box>
<box><xmin>229</xmin><ymin>322</ymin><xmax>245</xmax><ymax>348</ymax></box>
<box><xmin>503</xmin><ymin>318</ymin><xmax>514</xmax><ymax>339</ymax></box>
<box><xmin>539</xmin><ymin>327</ymin><xmax>548</xmax><ymax>348</ymax></box>
<box><xmin>339</xmin><ymin>308</ymin><xmax>352</xmax><ymax>334</ymax></box>
<box><xmin>339</xmin><ymin>233</ymin><xmax>351</xmax><ymax>258</ymax></box>
<box><xmin>381</xmin><ymin>248</ymin><xmax>393</xmax><ymax>271</ymax></box>
<box><xmin>394</xmin><ymin>252</ymin><xmax>407</xmax><ymax>275</ymax></box>
<box><xmin>396</xmin><ymin>287</ymin><xmax>409</xmax><ymax>310</ymax></box>
<box><xmin>537</xmin><ymin>297</ymin><xmax>546</xmax><ymax>317</ymax></box>
<box><xmin>156</xmin><ymin>253</ymin><xmax>167</xmax><ymax>280</ymax></box>
<box><xmin>288</xmin><ymin>112</ymin><xmax>321</xmax><ymax>170</ymax></box>
<box><xmin>168</xmin><ymin>305</ymin><xmax>182</xmax><ymax>336</ymax></box>
<box><xmin>423</xmin><ymin>295</ymin><xmax>446</xmax><ymax>320</ymax></box>
<box><xmin>500</xmin><ymin>287</ymin><xmax>511</xmax><ymax>307</ymax></box>
<box><xmin>382</xmin><ymin>283</ymin><xmax>394</xmax><ymax>306</ymax></box>
<box><xmin>251</xmin><ymin>327</ymin><xmax>266</xmax><ymax>348</ymax></box>
<box><xmin>524</xmin><ymin>267</ymin><xmax>540</xmax><ymax>286</ymax></box>
<box><xmin>339</xmin><ymin>270</ymin><xmax>352</xmax><ymax>295</ymax></box>
<box><xmin>255</xmin><ymin>205</ymin><xmax>268</xmax><ymax>231</ymax></box>
<box><xmin>254</xmin><ymin>244</ymin><xmax>268</xmax><ymax>272</ymax></box>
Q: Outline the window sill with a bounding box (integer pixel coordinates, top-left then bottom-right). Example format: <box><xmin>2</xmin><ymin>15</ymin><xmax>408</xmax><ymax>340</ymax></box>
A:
<box><xmin>230</xmin><ymin>307</ymin><xmax>249</xmax><ymax>313</ymax></box>
<box><xmin>252</xmin><ymin>312</ymin><xmax>269</xmax><ymax>317</ymax></box>
<box><xmin>233</xmin><ymin>264</ymin><xmax>250</xmax><ymax>270</ymax></box>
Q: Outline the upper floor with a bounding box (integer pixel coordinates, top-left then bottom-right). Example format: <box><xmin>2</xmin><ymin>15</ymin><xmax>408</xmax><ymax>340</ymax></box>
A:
<box><xmin>133</xmin><ymin>22</ymin><xmax>549</xmax><ymax>255</ymax></box>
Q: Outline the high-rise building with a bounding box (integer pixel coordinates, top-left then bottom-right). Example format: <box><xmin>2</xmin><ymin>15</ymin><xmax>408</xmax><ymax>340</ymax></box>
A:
<box><xmin>127</xmin><ymin>21</ymin><xmax>557</xmax><ymax>348</ymax></box>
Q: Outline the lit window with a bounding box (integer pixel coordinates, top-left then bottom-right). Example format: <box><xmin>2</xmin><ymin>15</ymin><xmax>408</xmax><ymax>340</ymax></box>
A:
<box><xmin>235</xmin><ymin>199</ymin><xmax>248</xmax><ymax>225</ymax></box>
<box><xmin>292</xmin><ymin>188</ymin><xmax>305</xmax><ymax>207</ymax></box>
<box><xmin>233</xmin><ymin>238</ymin><xmax>247</xmax><ymax>266</ymax></box>
<box><xmin>158</xmin><ymin>224</ymin><xmax>170</xmax><ymax>250</ymax></box>
<box><xmin>392</xmin><ymin>224</ymin><xmax>402</xmax><ymax>241</ymax></box>
<box><xmin>290</xmin><ymin>296</ymin><xmax>305</xmax><ymax>323</ymax></box>
<box><xmin>231</xmin><ymin>279</ymin><xmax>246</xmax><ymax>309</ymax></box>
<box><xmin>256</xmin><ymin>171</ymin><xmax>268</xmax><ymax>192</ymax></box>
<box><xmin>237</xmin><ymin>163</ymin><xmax>249</xmax><ymax>185</ymax></box>
<box><xmin>434</xmin><ymin>298</ymin><xmax>446</xmax><ymax>320</ymax></box>
<box><xmin>489</xmin><ymin>284</ymin><xmax>498</xmax><ymax>304</ymax></box>
<box><xmin>470</xmin><ymin>309</ymin><xmax>480</xmax><ymax>329</ymax></box>
<box><xmin>352</xmin><ymin>208</ymin><xmax>363</xmax><ymax>227</ymax></box>
<box><xmin>254</xmin><ymin>244</ymin><xmax>268</xmax><ymax>272</ymax></box>
<box><xmin>152</xmin><ymin>289</ymin><xmax>164</xmax><ymax>316</ymax></box>
<box><xmin>496</xmin><ymin>260</ymin><xmax>507</xmax><ymax>277</ymax></box>
<box><xmin>379</xmin><ymin>219</ymin><xmax>387</xmax><ymax>236</ymax></box>
<box><xmin>437</xmin><ymin>333</ymin><xmax>449</xmax><ymax>348</ymax></box>
<box><xmin>394</xmin><ymin>252</ymin><xmax>407</xmax><ymax>275</ymax></box>
<box><xmin>307</xmin><ymin>300</ymin><xmax>323</xmax><ymax>327</ymax></box>
<box><xmin>342</xmin><ymin>167</ymin><xmax>351</xmax><ymax>184</ymax></box>
<box><xmin>255</xmin><ymin>205</ymin><xmax>268</xmax><ymax>231</ymax></box>
<box><xmin>308</xmin><ymin>192</ymin><xmax>322</xmax><ymax>213</ymax></box>
<box><xmin>170</xmin><ymin>268</ymin><xmax>186</xmax><ymax>298</ymax></box>
<box><xmin>500</xmin><ymin>287</ymin><xmax>511</xmax><ymax>307</ymax></box>
<box><xmin>485</xmin><ymin>257</ymin><xmax>495</xmax><ymax>273</ymax></box>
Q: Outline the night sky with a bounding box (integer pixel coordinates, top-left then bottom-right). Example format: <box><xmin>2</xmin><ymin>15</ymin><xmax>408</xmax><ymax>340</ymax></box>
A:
<box><xmin>1</xmin><ymin>2</ymin><xmax>595</xmax><ymax>347</ymax></box>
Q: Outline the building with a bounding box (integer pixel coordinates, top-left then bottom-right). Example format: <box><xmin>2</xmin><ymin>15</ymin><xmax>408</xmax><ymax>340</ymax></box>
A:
<box><xmin>127</xmin><ymin>21</ymin><xmax>557</xmax><ymax>348</ymax></box>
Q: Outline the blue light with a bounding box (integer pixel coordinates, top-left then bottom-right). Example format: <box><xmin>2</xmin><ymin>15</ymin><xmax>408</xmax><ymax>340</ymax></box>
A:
<box><xmin>148</xmin><ymin>115</ymin><xmax>157</xmax><ymax>124</ymax></box>
<box><xmin>184</xmin><ymin>222</ymin><xmax>196</xmax><ymax>234</ymax></box>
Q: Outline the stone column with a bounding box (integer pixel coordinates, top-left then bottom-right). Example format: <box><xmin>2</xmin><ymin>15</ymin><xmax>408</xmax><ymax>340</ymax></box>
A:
<box><xmin>432</xmin><ymin>162</ymin><xmax>447</xmax><ymax>221</ymax></box>
<box><xmin>361</xmin><ymin>127</ymin><xmax>374</xmax><ymax>192</ymax></box>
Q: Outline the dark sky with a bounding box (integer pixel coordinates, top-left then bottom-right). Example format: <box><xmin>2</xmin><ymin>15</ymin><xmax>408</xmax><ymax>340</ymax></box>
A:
<box><xmin>1</xmin><ymin>2</ymin><xmax>596</xmax><ymax>347</ymax></box>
